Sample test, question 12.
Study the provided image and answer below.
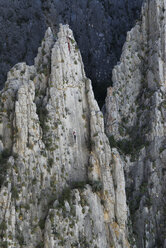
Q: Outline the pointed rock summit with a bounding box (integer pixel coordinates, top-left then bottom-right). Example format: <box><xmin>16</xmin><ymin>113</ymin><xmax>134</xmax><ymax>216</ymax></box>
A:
<box><xmin>0</xmin><ymin>25</ymin><xmax>128</xmax><ymax>248</ymax></box>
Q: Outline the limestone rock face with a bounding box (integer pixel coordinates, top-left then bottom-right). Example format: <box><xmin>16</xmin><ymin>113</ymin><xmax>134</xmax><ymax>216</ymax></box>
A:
<box><xmin>0</xmin><ymin>25</ymin><xmax>128</xmax><ymax>248</ymax></box>
<box><xmin>105</xmin><ymin>0</ymin><xmax>166</xmax><ymax>247</ymax></box>
<box><xmin>0</xmin><ymin>0</ymin><xmax>144</xmax><ymax>106</ymax></box>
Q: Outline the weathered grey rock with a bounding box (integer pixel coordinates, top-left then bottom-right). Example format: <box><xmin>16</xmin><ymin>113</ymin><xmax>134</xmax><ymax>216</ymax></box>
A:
<box><xmin>0</xmin><ymin>0</ymin><xmax>144</xmax><ymax>105</ymax></box>
<box><xmin>0</xmin><ymin>25</ymin><xmax>128</xmax><ymax>248</ymax></box>
<box><xmin>105</xmin><ymin>0</ymin><xmax>166</xmax><ymax>247</ymax></box>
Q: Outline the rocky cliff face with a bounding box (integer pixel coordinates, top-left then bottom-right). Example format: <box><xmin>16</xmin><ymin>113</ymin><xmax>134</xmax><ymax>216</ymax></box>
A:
<box><xmin>1</xmin><ymin>1</ymin><xmax>166</xmax><ymax>247</ymax></box>
<box><xmin>105</xmin><ymin>0</ymin><xmax>166</xmax><ymax>247</ymax></box>
<box><xmin>43</xmin><ymin>0</ymin><xmax>144</xmax><ymax>104</ymax></box>
<box><xmin>0</xmin><ymin>0</ymin><xmax>46</xmax><ymax>88</ymax></box>
<box><xmin>0</xmin><ymin>25</ymin><xmax>128</xmax><ymax>248</ymax></box>
<box><xmin>0</xmin><ymin>0</ymin><xmax>144</xmax><ymax>105</ymax></box>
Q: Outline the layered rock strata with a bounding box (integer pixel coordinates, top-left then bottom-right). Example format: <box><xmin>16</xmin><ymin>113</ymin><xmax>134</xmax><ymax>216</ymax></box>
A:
<box><xmin>105</xmin><ymin>0</ymin><xmax>166</xmax><ymax>247</ymax></box>
<box><xmin>0</xmin><ymin>25</ymin><xmax>128</xmax><ymax>248</ymax></box>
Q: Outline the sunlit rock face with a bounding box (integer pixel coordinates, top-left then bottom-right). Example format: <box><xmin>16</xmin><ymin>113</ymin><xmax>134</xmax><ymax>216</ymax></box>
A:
<box><xmin>0</xmin><ymin>25</ymin><xmax>128</xmax><ymax>248</ymax></box>
<box><xmin>105</xmin><ymin>0</ymin><xmax>166</xmax><ymax>247</ymax></box>
<box><xmin>0</xmin><ymin>0</ymin><xmax>144</xmax><ymax>105</ymax></box>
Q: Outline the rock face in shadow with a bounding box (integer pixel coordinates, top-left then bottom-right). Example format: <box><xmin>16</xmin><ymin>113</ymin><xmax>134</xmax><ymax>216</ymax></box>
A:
<box><xmin>0</xmin><ymin>0</ymin><xmax>144</xmax><ymax>104</ymax></box>
<box><xmin>105</xmin><ymin>0</ymin><xmax>166</xmax><ymax>247</ymax></box>
<box><xmin>43</xmin><ymin>0</ymin><xmax>144</xmax><ymax>104</ymax></box>
<box><xmin>0</xmin><ymin>0</ymin><xmax>46</xmax><ymax>88</ymax></box>
<box><xmin>0</xmin><ymin>25</ymin><xmax>128</xmax><ymax>248</ymax></box>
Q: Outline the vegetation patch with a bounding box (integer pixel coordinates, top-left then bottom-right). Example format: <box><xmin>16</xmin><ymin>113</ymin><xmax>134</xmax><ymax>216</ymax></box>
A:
<box><xmin>58</xmin><ymin>187</ymin><xmax>71</xmax><ymax>207</ymax></box>
<box><xmin>71</xmin><ymin>181</ymin><xmax>88</xmax><ymax>190</ymax></box>
<box><xmin>48</xmin><ymin>158</ymin><xmax>54</xmax><ymax>167</ymax></box>
<box><xmin>0</xmin><ymin>241</ymin><xmax>8</xmax><ymax>248</ymax></box>
<box><xmin>16</xmin><ymin>234</ymin><xmax>25</xmax><ymax>246</ymax></box>
<box><xmin>36</xmin><ymin>106</ymin><xmax>49</xmax><ymax>131</ymax></box>
<box><xmin>89</xmin><ymin>180</ymin><xmax>103</xmax><ymax>192</ymax></box>
<box><xmin>0</xmin><ymin>149</ymin><xmax>11</xmax><ymax>187</ymax></box>
<box><xmin>109</xmin><ymin>134</ymin><xmax>148</xmax><ymax>159</ymax></box>
<box><xmin>11</xmin><ymin>186</ymin><xmax>19</xmax><ymax>200</ymax></box>
<box><xmin>38</xmin><ymin>219</ymin><xmax>45</xmax><ymax>230</ymax></box>
<box><xmin>71</xmin><ymin>180</ymin><xmax>103</xmax><ymax>192</ymax></box>
<box><xmin>36</xmin><ymin>243</ymin><xmax>44</xmax><ymax>248</ymax></box>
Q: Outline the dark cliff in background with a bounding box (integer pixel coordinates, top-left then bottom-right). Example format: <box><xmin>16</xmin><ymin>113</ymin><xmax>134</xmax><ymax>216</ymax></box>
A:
<box><xmin>0</xmin><ymin>0</ymin><xmax>144</xmax><ymax>105</ymax></box>
<box><xmin>0</xmin><ymin>0</ymin><xmax>46</xmax><ymax>86</ymax></box>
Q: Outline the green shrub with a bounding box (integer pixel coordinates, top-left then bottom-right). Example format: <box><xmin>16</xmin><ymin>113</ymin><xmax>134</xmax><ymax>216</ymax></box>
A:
<box><xmin>36</xmin><ymin>243</ymin><xmax>44</xmax><ymax>248</ymax></box>
<box><xmin>36</xmin><ymin>106</ymin><xmax>49</xmax><ymax>131</ymax></box>
<box><xmin>16</xmin><ymin>234</ymin><xmax>25</xmax><ymax>245</ymax></box>
<box><xmin>145</xmin><ymin>197</ymin><xmax>152</xmax><ymax>208</ymax></box>
<box><xmin>100</xmin><ymin>199</ymin><xmax>105</xmax><ymax>206</ymax></box>
<box><xmin>89</xmin><ymin>180</ymin><xmax>103</xmax><ymax>192</ymax></box>
<box><xmin>24</xmin><ymin>204</ymin><xmax>30</xmax><ymax>210</ymax></box>
<box><xmin>11</xmin><ymin>186</ymin><xmax>19</xmax><ymax>200</ymax></box>
<box><xmin>1</xmin><ymin>148</ymin><xmax>10</xmax><ymax>159</ymax></box>
<box><xmin>48</xmin><ymin>158</ymin><xmax>54</xmax><ymax>167</ymax></box>
<box><xmin>75</xmin><ymin>44</ymin><xmax>79</xmax><ymax>51</ymax></box>
<box><xmin>58</xmin><ymin>187</ymin><xmax>71</xmax><ymax>207</ymax></box>
<box><xmin>0</xmin><ymin>149</ymin><xmax>11</xmax><ymax>187</ymax></box>
<box><xmin>28</xmin><ymin>143</ymin><xmax>34</xmax><ymax>149</ymax></box>
<box><xmin>116</xmin><ymin>139</ymin><xmax>133</xmax><ymax>155</ymax></box>
<box><xmin>71</xmin><ymin>181</ymin><xmax>87</xmax><ymax>190</ymax></box>
<box><xmin>70</xmin><ymin>38</ymin><xmax>75</xmax><ymax>44</ymax></box>
<box><xmin>38</xmin><ymin>219</ymin><xmax>45</xmax><ymax>230</ymax></box>
<box><xmin>109</xmin><ymin>134</ymin><xmax>147</xmax><ymax>157</ymax></box>
<box><xmin>118</xmin><ymin>126</ymin><xmax>125</xmax><ymax>136</ymax></box>
<box><xmin>0</xmin><ymin>221</ymin><xmax>7</xmax><ymax>231</ymax></box>
<box><xmin>140</xmin><ymin>182</ymin><xmax>148</xmax><ymax>194</ymax></box>
<box><xmin>0</xmin><ymin>241</ymin><xmax>8</xmax><ymax>248</ymax></box>
<box><xmin>49</xmin><ymin>211</ymin><xmax>54</xmax><ymax>223</ymax></box>
<box><xmin>109</xmin><ymin>135</ymin><xmax>117</xmax><ymax>148</ymax></box>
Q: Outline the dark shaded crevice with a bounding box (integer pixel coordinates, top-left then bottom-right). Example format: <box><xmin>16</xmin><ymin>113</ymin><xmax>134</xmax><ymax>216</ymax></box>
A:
<box><xmin>0</xmin><ymin>0</ymin><xmax>144</xmax><ymax>108</ymax></box>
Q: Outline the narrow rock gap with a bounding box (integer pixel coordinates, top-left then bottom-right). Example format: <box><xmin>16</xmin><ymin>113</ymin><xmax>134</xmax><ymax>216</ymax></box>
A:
<box><xmin>0</xmin><ymin>0</ymin><xmax>144</xmax><ymax>109</ymax></box>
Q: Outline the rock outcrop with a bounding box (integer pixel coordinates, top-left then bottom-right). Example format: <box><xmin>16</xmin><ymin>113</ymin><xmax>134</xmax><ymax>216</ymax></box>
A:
<box><xmin>0</xmin><ymin>0</ymin><xmax>144</xmax><ymax>105</ymax></box>
<box><xmin>0</xmin><ymin>25</ymin><xmax>128</xmax><ymax>248</ymax></box>
<box><xmin>105</xmin><ymin>0</ymin><xmax>166</xmax><ymax>247</ymax></box>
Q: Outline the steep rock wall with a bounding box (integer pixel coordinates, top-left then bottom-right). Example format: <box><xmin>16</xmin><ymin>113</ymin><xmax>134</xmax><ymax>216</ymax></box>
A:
<box><xmin>0</xmin><ymin>0</ymin><xmax>144</xmax><ymax>105</ymax></box>
<box><xmin>0</xmin><ymin>25</ymin><xmax>128</xmax><ymax>248</ymax></box>
<box><xmin>105</xmin><ymin>0</ymin><xmax>166</xmax><ymax>247</ymax></box>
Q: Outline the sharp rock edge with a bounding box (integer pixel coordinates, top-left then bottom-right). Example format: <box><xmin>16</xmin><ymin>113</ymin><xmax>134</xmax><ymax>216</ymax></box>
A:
<box><xmin>105</xmin><ymin>0</ymin><xmax>166</xmax><ymax>247</ymax></box>
<box><xmin>0</xmin><ymin>24</ymin><xmax>128</xmax><ymax>248</ymax></box>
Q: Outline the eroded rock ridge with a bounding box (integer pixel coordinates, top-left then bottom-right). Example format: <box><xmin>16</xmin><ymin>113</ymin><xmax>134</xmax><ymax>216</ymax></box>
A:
<box><xmin>105</xmin><ymin>0</ymin><xmax>166</xmax><ymax>247</ymax></box>
<box><xmin>0</xmin><ymin>25</ymin><xmax>128</xmax><ymax>248</ymax></box>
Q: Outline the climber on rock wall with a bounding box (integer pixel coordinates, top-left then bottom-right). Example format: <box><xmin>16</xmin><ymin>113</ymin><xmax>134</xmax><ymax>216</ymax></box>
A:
<box><xmin>73</xmin><ymin>130</ymin><xmax>76</xmax><ymax>142</ymax></box>
<box><xmin>66</xmin><ymin>36</ymin><xmax>71</xmax><ymax>53</ymax></box>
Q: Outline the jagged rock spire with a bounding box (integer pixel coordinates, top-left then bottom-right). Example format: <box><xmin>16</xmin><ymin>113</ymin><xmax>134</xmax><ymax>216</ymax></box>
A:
<box><xmin>0</xmin><ymin>25</ymin><xmax>128</xmax><ymax>248</ymax></box>
<box><xmin>105</xmin><ymin>0</ymin><xmax>166</xmax><ymax>247</ymax></box>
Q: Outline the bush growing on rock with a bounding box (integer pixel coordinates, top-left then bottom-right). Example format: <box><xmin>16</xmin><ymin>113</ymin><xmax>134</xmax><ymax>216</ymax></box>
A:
<box><xmin>0</xmin><ymin>148</ymin><xmax>11</xmax><ymax>187</ymax></box>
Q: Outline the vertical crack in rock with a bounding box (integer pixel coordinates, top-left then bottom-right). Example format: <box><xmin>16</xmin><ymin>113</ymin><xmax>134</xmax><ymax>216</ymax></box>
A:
<box><xmin>105</xmin><ymin>0</ymin><xmax>166</xmax><ymax>247</ymax></box>
<box><xmin>0</xmin><ymin>0</ymin><xmax>144</xmax><ymax>107</ymax></box>
<box><xmin>0</xmin><ymin>25</ymin><xmax>128</xmax><ymax>248</ymax></box>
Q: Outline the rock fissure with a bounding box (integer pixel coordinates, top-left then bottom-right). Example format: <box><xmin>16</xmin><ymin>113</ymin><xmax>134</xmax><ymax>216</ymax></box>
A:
<box><xmin>1</xmin><ymin>1</ymin><xmax>165</xmax><ymax>246</ymax></box>
<box><xmin>0</xmin><ymin>0</ymin><xmax>144</xmax><ymax>107</ymax></box>
<box><xmin>105</xmin><ymin>0</ymin><xmax>166</xmax><ymax>247</ymax></box>
<box><xmin>0</xmin><ymin>24</ymin><xmax>128</xmax><ymax>248</ymax></box>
